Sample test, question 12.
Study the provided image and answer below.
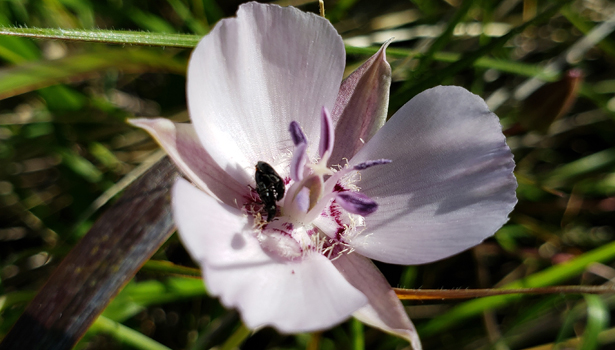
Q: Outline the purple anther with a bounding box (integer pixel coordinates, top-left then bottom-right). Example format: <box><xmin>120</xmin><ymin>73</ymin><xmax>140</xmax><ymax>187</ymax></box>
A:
<box><xmin>353</xmin><ymin>159</ymin><xmax>392</xmax><ymax>170</ymax></box>
<box><xmin>335</xmin><ymin>191</ymin><xmax>378</xmax><ymax>216</ymax></box>
<box><xmin>319</xmin><ymin>107</ymin><xmax>334</xmax><ymax>158</ymax></box>
<box><xmin>289</xmin><ymin>121</ymin><xmax>307</xmax><ymax>146</ymax></box>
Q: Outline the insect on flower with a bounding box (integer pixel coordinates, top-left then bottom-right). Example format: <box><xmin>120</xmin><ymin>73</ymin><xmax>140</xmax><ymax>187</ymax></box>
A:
<box><xmin>255</xmin><ymin>161</ymin><xmax>285</xmax><ymax>221</ymax></box>
<box><xmin>129</xmin><ymin>2</ymin><xmax>517</xmax><ymax>349</ymax></box>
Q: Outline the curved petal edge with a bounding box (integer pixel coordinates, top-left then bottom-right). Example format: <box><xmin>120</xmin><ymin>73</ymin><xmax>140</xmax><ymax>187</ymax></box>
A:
<box><xmin>349</xmin><ymin>85</ymin><xmax>517</xmax><ymax>265</ymax></box>
<box><xmin>172</xmin><ymin>178</ymin><xmax>368</xmax><ymax>334</ymax></box>
<box><xmin>332</xmin><ymin>253</ymin><xmax>422</xmax><ymax>349</ymax></box>
<box><xmin>188</xmin><ymin>2</ymin><xmax>346</xmax><ymax>184</ymax></box>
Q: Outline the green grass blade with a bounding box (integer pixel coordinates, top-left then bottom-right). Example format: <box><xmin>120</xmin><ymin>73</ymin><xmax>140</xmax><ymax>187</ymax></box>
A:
<box><xmin>420</xmin><ymin>239</ymin><xmax>615</xmax><ymax>336</ymax></box>
<box><xmin>391</xmin><ymin>1</ymin><xmax>568</xmax><ymax>109</ymax></box>
<box><xmin>0</xmin><ymin>27</ymin><xmax>201</xmax><ymax>48</ymax></box>
<box><xmin>219</xmin><ymin>323</ymin><xmax>251</xmax><ymax>350</ymax></box>
<box><xmin>580</xmin><ymin>295</ymin><xmax>610</xmax><ymax>350</ymax></box>
<box><xmin>346</xmin><ymin>45</ymin><xmax>555</xmax><ymax>80</ymax></box>
<box><xmin>408</xmin><ymin>0</ymin><xmax>474</xmax><ymax>82</ymax></box>
<box><xmin>0</xmin><ymin>26</ymin><xmax>554</xmax><ymax>85</ymax></box>
<box><xmin>0</xmin><ymin>291</ymin><xmax>37</xmax><ymax>313</ymax></box>
<box><xmin>56</xmin><ymin>147</ymin><xmax>103</xmax><ymax>183</ymax></box>
<box><xmin>351</xmin><ymin>318</ymin><xmax>364</xmax><ymax>350</ymax></box>
<box><xmin>166</xmin><ymin>0</ymin><xmax>209</xmax><ymax>35</ymax></box>
<box><xmin>543</xmin><ymin>148</ymin><xmax>615</xmax><ymax>188</ymax></box>
<box><xmin>0</xmin><ymin>49</ymin><xmax>186</xmax><ymax>100</ymax></box>
<box><xmin>140</xmin><ymin>260</ymin><xmax>202</xmax><ymax>278</ymax></box>
<box><xmin>0</xmin><ymin>159</ymin><xmax>178</xmax><ymax>350</ymax></box>
<box><xmin>89</xmin><ymin>316</ymin><xmax>172</xmax><ymax>350</ymax></box>
<box><xmin>560</xmin><ymin>5</ymin><xmax>615</xmax><ymax>58</ymax></box>
<box><xmin>102</xmin><ymin>277</ymin><xmax>206</xmax><ymax>322</ymax></box>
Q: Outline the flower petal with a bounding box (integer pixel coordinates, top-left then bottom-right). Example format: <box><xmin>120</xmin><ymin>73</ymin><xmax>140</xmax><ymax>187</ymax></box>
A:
<box><xmin>188</xmin><ymin>2</ymin><xmax>345</xmax><ymax>183</ymax></box>
<box><xmin>354</xmin><ymin>305</ymin><xmax>421</xmax><ymax>350</ymax></box>
<box><xmin>172</xmin><ymin>178</ymin><xmax>264</xmax><ymax>267</ymax></box>
<box><xmin>328</xmin><ymin>40</ymin><xmax>392</xmax><ymax>167</ymax></box>
<box><xmin>332</xmin><ymin>253</ymin><xmax>421</xmax><ymax>349</ymax></box>
<box><xmin>204</xmin><ymin>253</ymin><xmax>368</xmax><ymax>333</ymax></box>
<box><xmin>172</xmin><ymin>178</ymin><xmax>368</xmax><ymax>333</ymax></box>
<box><xmin>349</xmin><ymin>86</ymin><xmax>517</xmax><ymax>265</ymax></box>
<box><xmin>129</xmin><ymin>118</ymin><xmax>248</xmax><ymax>206</ymax></box>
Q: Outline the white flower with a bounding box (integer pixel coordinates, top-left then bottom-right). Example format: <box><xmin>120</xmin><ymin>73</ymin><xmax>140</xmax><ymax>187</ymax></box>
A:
<box><xmin>130</xmin><ymin>3</ymin><xmax>517</xmax><ymax>349</ymax></box>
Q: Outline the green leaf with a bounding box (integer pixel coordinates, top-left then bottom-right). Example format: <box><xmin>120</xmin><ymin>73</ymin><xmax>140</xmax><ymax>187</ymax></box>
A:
<box><xmin>0</xmin><ymin>27</ymin><xmax>201</xmax><ymax>48</ymax></box>
<box><xmin>166</xmin><ymin>0</ymin><xmax>209</xmax><ymax>35</ymax></box>
<box><xmin>345</xmin><ymin>46</ymin><xmax>555</xmax><ymax>80</ymax></box>
<box><xmin>56</xmin><ymin>147</ymin><xmax>103</xmax><ymax>183</ymax></box>
<box><xmin>102</xmin><ymin>277</ymin><xmax>206</xmax><ymax>322</ymax></box>
<box><xmin>219</xmin><ymin>323</ymin><xmax>251</xmax><ymax>350</ymax></box>
<box><xmin>0</xmin><ymin>159</ymin><xmax>178</xmax><ymax>350</ymax></box>
<box><xmin>0</xmin><ymin>49</ymin><xmax>186</xmax><ymax>100</ymax></box>
<box><xmin>0</xmin><ymin>27</ymin><xmax>553</xmax><ymax>85</ymax></box>
<box><xmin>0</xmin><ymin>291</ymin><xmax>37</xmax><ymax>313</ymax></box>
<box><xmin>89</xmin><ymin>142</ymin><xmax>121</xmax><ymax>171</ymax></box>
<box><xmin>140</xmin><ymin>260</ymin><xmax>202</xmax><ymax>278</ymax></box>
<box><xmin>391</xmin><ymin>1</ymin><xmax>567</xmax><ymax>109</ymax></box>
<box><xmin>580</xmin><ymin>295</ymin><xmax>609</xmax><ymax>350</ymax></box>
<box><xmin>543</xmin><ymin>148</ymin><xmax>615</xmax><ymax>188</ymax></box>
<box><xmin>351</xmin><ymin>318</ymin><xmax>364</xmax><ymax>350</ymax></box>
<box><xmin>560</xmin><ymin>5</ymin><xmax>615</xmax><ymax>58</ymax></box>
<box><xmin>89</xmin><ymin>315</ymin><xmax>172</xmax><ymax>350</ymax></box>
<box><xmin>0</xmin><ymin>13</ymin><xmax>41</xmax><ymax>63</ymax></box>
<box><xmin>127</xmin><ymin>8</ymin><xmax>178</xmax><ymax>34</ymax></box>
<box><xmin>409</xmin><ymin>0</ymin><xmax>475</xmax><ymax>81</ymax></box>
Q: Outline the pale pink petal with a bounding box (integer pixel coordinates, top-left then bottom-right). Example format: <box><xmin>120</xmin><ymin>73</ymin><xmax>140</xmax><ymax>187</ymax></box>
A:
<box><xmin>129</xmin><ymin>118</ymin><xmax>248</xmax><ymax>206</ymax></box>
<box><xmin>354</xmin><ymin>305</ymin><xmax>421</xmax><ymax>350</ymax></box>
<box><xmin>204</xmin><ymin>253</ymin><xmax>368</xmax><ymax>333</ymax></box>
<box><xmin>172</xmin><ymin>178</ymin><xmax>263</xmax><ymax>267</ymax></box>
<box><xmin>349</xmin><ymin>86</ymin><xmax>517</xmax><ymax>265</ymax></box>
<box><xmin>328</xmin><ymin>40</ymin><xmax>392</xmax><ymax>167</ymax></box>
<box><xmin>332</xmin><ymin>253</ymin><xmax>421</xmax><ymax>349</ymax></box>
<box><xmin>172</xmin><ymin>178</ymin><xmax>368</xmax><ymax>333</ymax></box>
<box><xmin>188</xmin><ymin>2</ymin><xmax>345</xmax><ymax>184</ymax></box>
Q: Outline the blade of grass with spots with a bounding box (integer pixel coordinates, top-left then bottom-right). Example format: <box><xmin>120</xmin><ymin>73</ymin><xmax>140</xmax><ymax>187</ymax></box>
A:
<box><xmin>0</xmin><ymin>157</ymin><xmax>178</xmax><ymax>350</ymax></box>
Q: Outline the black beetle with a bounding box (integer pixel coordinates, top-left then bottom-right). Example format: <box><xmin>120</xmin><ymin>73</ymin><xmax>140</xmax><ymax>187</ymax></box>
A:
<box><xmin>255</xmin><ymin>161</ymin><xmax>285</xmax><ymax>221</ymax></box>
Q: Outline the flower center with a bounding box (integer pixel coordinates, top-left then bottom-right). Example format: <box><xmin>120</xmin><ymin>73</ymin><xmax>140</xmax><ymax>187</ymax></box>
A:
<box><xmin>244</xmin><ymin>107</ymin><xmax>390</xmax><ymax>261</ymax></box>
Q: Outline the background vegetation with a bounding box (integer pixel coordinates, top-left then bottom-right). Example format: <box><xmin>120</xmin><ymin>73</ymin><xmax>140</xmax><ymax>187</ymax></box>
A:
<box><xmin>1</xmin><ymin>0</ymin><xmax>615</xmax><ymax>349</ymax></box>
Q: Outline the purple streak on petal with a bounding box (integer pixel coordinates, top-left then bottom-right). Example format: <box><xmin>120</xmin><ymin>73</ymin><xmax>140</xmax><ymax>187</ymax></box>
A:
<box><xmin>289</xmin><ymin>121</ymin><xmax>307</xmax><ymax>146</ymax></box>
<box><xmin>335</xmin><ymin>192</ymin><xmax>378</xmax><ymax>216</ymax></box>
<box><xmin>319</xmin><ymin>106</ymin><xmax>334</xmax><ymax>158</ymax></box>
<box><xmin>353</xmin><ymin>159</ymin><xmax>392</xmax><ymax>170</ymax></box>
<box><xmin>290</xmin><ymin>142</ymin><xmax>308</xmax><ymax>182</ymax></box>
<box><xmin>328</xmin><ymin>39</ymin><xmax>392</xmax><ymax>167</ymax></box>
<box><xmin>331</xmin><ymin>253</ymin><xmax>422</xmax><ymax>349</ymax></box>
